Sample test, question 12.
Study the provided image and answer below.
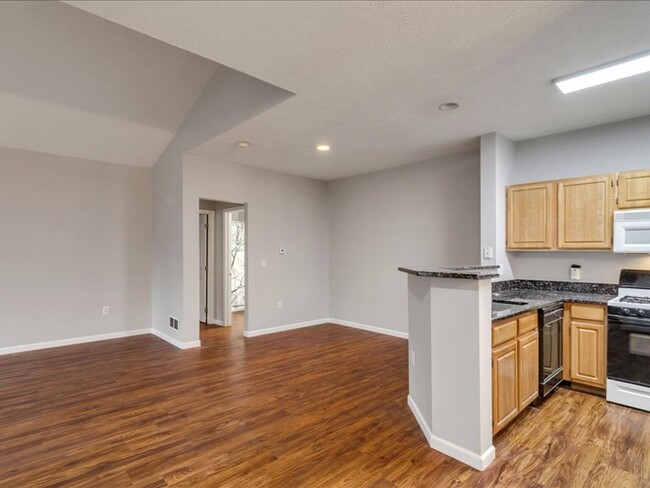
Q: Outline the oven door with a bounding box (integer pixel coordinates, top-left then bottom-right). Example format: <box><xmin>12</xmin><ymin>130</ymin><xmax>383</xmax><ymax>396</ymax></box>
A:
<box><xmin>607</xmin><ymin>315</ymin><xmax>650</xmax><ymax>387</ymax></box>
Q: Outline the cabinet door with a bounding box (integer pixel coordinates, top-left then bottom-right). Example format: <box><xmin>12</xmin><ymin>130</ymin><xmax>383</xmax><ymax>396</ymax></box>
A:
<box><xmin>617</xmin><ymin>170</ymin><xmax>650</xmax><ymax>209</ymax></box>
<box><xmin>506</xmin><ymin>182</ymin><xmax>556</xmax><ymax>249</ymax></box>
<box><xmin>517</xmin><ymin>329</ymin><xmax>539</xmax><ymax>410</ymax></box>
<box><xmin>558</xmin><ymin>175</ymin><xmax>613</xmax><ymax>249</ymax></box>
<box><xmin>570</xmin><ymin>320</ymin><xmax>606</xmax><ymax>388</ymax></box>
<box><xmin>492</xmin><ymin>340</ymin><xmax>518</xmax><ymax>434</ymax></box>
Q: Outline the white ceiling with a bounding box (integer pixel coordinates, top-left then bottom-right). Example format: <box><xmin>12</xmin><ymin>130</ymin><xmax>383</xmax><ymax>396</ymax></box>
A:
<box><xmin>21</xmin><ymin>2</ymin><xmax>650</xmax><ymax>178</ymax></box>
<box><xmin>0</xmin><ymin>1</ymin><xmax>217</xmax><ymax>167</ymax></box>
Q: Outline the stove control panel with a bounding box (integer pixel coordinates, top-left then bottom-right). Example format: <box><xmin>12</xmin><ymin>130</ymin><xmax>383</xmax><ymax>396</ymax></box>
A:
<box><xmin>609</xmin><ymin>305</ymin><xmax>650</xmax><ymax>320</ymax></box>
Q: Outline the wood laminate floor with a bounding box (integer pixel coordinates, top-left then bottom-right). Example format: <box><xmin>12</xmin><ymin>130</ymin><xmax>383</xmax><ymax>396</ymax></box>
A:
<box><xmin>0</xmin><ymin>324</ymin><xmax>648</xmax><ymax>487</ymax></box>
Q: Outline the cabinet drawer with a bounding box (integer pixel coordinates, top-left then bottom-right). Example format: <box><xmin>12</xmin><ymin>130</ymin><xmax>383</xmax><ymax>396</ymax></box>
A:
<box><xmin>493</xmin><ymin>319</ymin><xmax>517</xmax><ymax>347</ymax></box>
<box><xmin>570</xmin><ymin>303</ymin><xmax>605</xmax><ymax>322</ymax></box>
<box><xmin>518</xmin><ymin>312</ymin><xmax>538</xmax><ymax>335</ymax></box>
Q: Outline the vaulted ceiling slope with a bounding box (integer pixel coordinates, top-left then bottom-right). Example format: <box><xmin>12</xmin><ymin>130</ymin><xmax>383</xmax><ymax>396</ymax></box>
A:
<box><xmin>0</xmin><ymin>1</ymin><xmax>217</xmax><ymax>167</ymax></box>
<box><xmin>22</xmin><ymin>2</ymin><xmax>650</xmax><ymax>178</ymax></box>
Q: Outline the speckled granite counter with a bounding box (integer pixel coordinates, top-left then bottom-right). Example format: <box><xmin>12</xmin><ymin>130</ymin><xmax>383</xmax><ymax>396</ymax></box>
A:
<box><xmin>398</xmin><ymin>265</ymin><xmax>502</xmax><ymax>280</ymax></box>
<box><xmin>491</xmin><ymin>280</ymin><xmax>616</xmax><ymax>321</ymax></box>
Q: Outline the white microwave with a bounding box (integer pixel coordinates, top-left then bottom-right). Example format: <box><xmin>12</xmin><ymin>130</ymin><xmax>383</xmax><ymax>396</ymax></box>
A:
<box><xmin>614</xmin><ymin>209</ymin><xmax>650</xmax><ymax>253</ymax></box>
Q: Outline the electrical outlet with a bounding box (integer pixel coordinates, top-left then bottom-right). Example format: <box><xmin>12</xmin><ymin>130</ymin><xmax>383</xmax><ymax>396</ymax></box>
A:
<box><xmin>410</xmin><ymin>350</ymin><xmax>415</xmax><ymax>368</ymax></box>
<box><xmin>261</xmin><ymin>259</ymin><xmax>267</xmax><ymax>268</ymax></box>
<box><xmin>277</xmin><ymin>301</ymin><xmax>283</xmax><ymax>309</ymax></box>
<box><xmin>102</xmin><ymin>306</ymin><xmax>110</xmax><ymax>316</ymax></box>
<box><xmin>482</xmin><ymin>247</ymin><xmax>494</xmax><ymax>260</ymax></box>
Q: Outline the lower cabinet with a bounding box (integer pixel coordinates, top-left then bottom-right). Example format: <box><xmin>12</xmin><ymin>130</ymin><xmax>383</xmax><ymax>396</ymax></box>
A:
<box><xmin>564</xmin><ymin>303</ymin><xmax>607</xmax><ymax>389</ymax></box>
<box><xmin>518</xmin><ymin>329</ymin><xmax>540</xmax><ymax>410</ymax></box>
<box><xmin>492</xmin><ymin>311</ymin><xmax>539</xmax><ymax>435</ymax></box>
<box><xmin>492</xmin><ymin>340</ymin><xmax>518</xmax><ymax>433</ymax></box>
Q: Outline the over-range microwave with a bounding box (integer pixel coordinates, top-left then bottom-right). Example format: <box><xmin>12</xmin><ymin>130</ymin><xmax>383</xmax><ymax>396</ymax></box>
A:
<box><xmin>614</xmin><ymin>209</ymin><xmax>650</xmax><ymax>253</ymax></box>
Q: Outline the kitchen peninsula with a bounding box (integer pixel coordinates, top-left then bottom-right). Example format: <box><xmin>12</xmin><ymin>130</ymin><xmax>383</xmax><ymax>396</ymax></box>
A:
<box><xmin>398</xmin><ymin>265</ymin><xmax>501</xmax><ymax>471</ymax></box>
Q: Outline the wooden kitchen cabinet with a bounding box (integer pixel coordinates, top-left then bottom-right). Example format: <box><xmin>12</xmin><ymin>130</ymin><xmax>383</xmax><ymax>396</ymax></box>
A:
<box><xmin>517</xmin><ymin>329</ymin><xmax>539</xmax><ymax>411</ymax></box>
<box><xmin>492</xmin><ymin>340</ymin><xmax>518</xmax><ymax>434</ymax></box>
<box><xmin>557</xmin><ymin>175</ymin><xmax>613</xmax><ymax>249</ymax></box>
<box><xmin>617</xmin><ymin>170</ymin><xmax>650</xmax><ymax>209</ymax></box>
<box><xmin>564</xmin><ymin>303</ymin><xmax>607</xmax><ymax>389</ymax></box>
<box><xmin>492</xmin><ymin>311</ymin><xmax>539</xmax><ymax>435</ymax></box>
<box><xmin>506</xmin><ymin>182</ymin><xmax>556</xmax><ymax>250</ymax></box>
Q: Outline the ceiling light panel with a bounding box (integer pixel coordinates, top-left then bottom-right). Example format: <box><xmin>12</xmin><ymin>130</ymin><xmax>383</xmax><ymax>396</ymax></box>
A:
<box><xmin>555</xmin><ymin>51</ymin><xmax>650</xmax><ymax>94</ymax></box>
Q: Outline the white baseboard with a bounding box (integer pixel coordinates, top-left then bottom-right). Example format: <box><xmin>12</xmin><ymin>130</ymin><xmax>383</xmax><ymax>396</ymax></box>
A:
<box><xmin>329</xmin><ymin>318</ymin><xmax>408</xmax><ymax>339</ymax></box>
<box><xmin>407</xmin><ymin>395</ymin><xmax>495</xmax><ymax>471</ymax></box>
<box><xmin>408</xmin><ymin>394</ymin><xmax>434</xmax><ymax>445</ymax></box>
<box><xmin>150</xmin><ymin>329</ymin><xmax>201</xmax><ymax>349</ymax></box>
<box><xmin>0</xmin><ymin>317</ymin><xmax>404</xmax><ymax>355</ymax></box>
<box><xmin>241</xmin><ymin>318</ymin><xmax>408</xmax><ymax>339</ymax></box>
<box><xmin>242</xmin><ymin>318</ymin><xmax>328</xmax><ymax>337</ymax></box>
<box><xmin>0</xmin><ymin>328</ymin><xmax>151</xmax><ymax>356</ymax></box>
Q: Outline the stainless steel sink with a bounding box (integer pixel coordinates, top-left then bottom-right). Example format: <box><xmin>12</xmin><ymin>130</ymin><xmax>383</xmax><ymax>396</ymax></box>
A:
<box><xmin>492</xmin><ymin>299</ymin><xmax>529</xmax><ymax>314</ymax></box>
<box><xmin>493</xmin><ymin>299</ymin><xmax>529</xmax><ymax>306</ymax></box>
<box><xmin>492</xmin><ymin>302</ymin><xmax>514</xmax><ymax>312</ymax></box>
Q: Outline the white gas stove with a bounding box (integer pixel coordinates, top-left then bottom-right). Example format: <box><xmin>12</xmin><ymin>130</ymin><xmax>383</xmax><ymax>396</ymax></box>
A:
<box><xmin>606</xmin><ymin>269</ymin><xmax>650</xmax><ymax>412</ymax></box>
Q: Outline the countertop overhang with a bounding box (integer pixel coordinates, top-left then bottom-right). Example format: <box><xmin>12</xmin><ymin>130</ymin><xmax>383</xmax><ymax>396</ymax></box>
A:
<box><xmin>398</xmin><ymin>265</ymin><xmax>502</xmax><ymax>280</ymax></box>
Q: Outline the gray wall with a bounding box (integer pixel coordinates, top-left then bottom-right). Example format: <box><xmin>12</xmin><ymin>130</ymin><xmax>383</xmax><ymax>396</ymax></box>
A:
<box><xmin>0</xmin><ymin>146</ymin><xmax>151</xmax><ymax>347</ymax></box>
<box><xmin>507</xmin><ymin>116</ymin><xmax>650</xmax><ymax>283</ymax></box>
<box><xmin>151</xmin><ymin>64</ymin><xmax>292</xmax><ymax>345</ymax></box>
<box><xmin>184</xmin><ymin>154</ymin><xmax>330</xmax><ymax>337</ymax></box>
<box><xmin>328</xmin><ymin>152</ymin><xmax>481</xmax><ymax>334</ymax></box>
<box><xmin>480</xmin><ymin>133</ymin><xmax>515</xmax><ymax>280</ymax></box>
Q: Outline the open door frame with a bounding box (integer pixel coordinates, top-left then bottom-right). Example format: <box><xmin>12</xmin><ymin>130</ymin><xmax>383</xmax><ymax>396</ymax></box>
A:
<box><xmin>223</xmin><ymin>206</ymin><xmax>246</xmax><ymax>327</ymax></box>
<box><xmin>199</xmin><ymin>209</ymin><xmax>215</xmax><ymax>325</ymax></box>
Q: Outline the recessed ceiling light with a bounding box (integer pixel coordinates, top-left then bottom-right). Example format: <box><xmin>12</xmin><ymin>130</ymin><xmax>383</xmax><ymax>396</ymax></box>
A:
<box><xmin>316</xmin><ymin>144</ymin><xmax>330</xmax><ymax>152</ymax></box>
<box><xmin>438</xmin><ymin>102</ymin><xmax>459</xmax><ymax>111</ymax></box>
<box><xmin>236</xmin><ymin>140</ymin><xmax>251</xmax><ymax>148</ymax></box>
<box><xmin>555</xmin><ymin>51</ymin><xmax>650</xmax><ymax>94</ymax></box>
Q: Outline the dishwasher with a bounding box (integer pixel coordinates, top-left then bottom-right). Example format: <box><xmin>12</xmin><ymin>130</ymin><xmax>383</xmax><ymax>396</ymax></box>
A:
<box><xmin>534</xmin><ymin>305</ymin><xmax>563</xmax><ymax>405</ymax></box>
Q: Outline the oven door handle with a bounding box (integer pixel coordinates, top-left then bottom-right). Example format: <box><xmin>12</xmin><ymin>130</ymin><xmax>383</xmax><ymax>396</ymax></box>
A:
<box><xmin>608</xmin><ymin>316</ymin><xmax>650</xmax><ymax>333</ymax></box>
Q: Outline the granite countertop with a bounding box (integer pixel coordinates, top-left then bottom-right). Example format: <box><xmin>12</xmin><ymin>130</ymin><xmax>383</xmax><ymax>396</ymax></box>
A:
<box><xmin>398</xmin><ymin>265</ymin><xmax>502</xmax><ymax>280</ymax></box>
<box><xmin>491</xmin><ymin>288</ymin><xmax>616</xmax><ymax>321</ymax></box>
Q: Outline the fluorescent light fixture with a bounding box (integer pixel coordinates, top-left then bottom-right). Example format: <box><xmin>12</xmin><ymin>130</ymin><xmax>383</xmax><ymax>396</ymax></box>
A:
<box><xmin>316</xmin><ymin>144</ymin><xmax>330</xmax><ymax>152</ymax></box>
<box><xmin>555</xmin><ymin>51</ymin><xmax>650</xmax><ymax>94</ymax></box>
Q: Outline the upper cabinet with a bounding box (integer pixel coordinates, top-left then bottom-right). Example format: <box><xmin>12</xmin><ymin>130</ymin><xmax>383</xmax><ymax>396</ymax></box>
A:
<box><xmin>506</xmin><ymin>170</ymin><xmax>650</xmax><ymax>251</ymax></box>
<box><xmin>506</xmin><ymin>182</ymin><xmax>556</xmax><ymax>250</ymax></box>
<box><xmin>557</xmin><ymin>175</ymin><xmax>613</xmax><ymax>249</ymax></box>
<box><xmin>617</xmin><ymin>170</ymin><xmax>650</xmax><ymax>209</ymax></box>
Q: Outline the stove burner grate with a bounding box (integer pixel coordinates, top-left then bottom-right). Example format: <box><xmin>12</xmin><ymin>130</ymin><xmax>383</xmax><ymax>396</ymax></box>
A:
<box><xmin>620</xmin><ymin>295</ymin><xmax>650</xmax><ymax>305</ymax></box>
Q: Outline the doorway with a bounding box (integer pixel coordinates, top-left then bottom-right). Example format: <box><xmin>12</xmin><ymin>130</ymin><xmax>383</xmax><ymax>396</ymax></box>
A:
<box><xmin>198</xmin><ymin>199</ymin><xmax>247</xmax><ymax>337</ymax></box>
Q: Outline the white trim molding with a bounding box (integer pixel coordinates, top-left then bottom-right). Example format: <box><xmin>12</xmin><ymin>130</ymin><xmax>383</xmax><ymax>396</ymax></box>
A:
<box><xmin>407</xmin><ymin>395</ymin><xmax>434</xmax><ymax>445</ymax></box>
<box><xmin>0</xmin><ymin>329</ymin><xmax>151</xmax><ymax>356</ymax></box>
<box><xmin>150</xmin><ymin>329</ymin><xmax>201</xmax><ymax>350</ymax></box>
<box><xmin>242</xmin><ymin>318</ymin><xmax>328</xmax><ymax>337</ymax></box>
<box><xmin>0</xmin><ymin>318</ymin><xmax>406</xmax><ymax>355</ymax></box>
<box><xmin>408</xmin><ymin>395</ymin><xmax>495</xmax><ymax>471</ymax></box>
<box><xmin>329</xmin><ymin>318</ymin><xmax>408</xmax><ymax>339</ymax></box>
<box><xmin>242</xmin><ymin>318</ymin><xmax>408</xmax><ymax>339</ymax></box>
